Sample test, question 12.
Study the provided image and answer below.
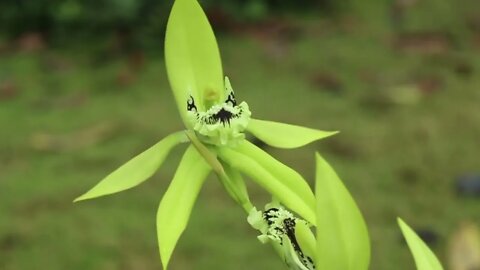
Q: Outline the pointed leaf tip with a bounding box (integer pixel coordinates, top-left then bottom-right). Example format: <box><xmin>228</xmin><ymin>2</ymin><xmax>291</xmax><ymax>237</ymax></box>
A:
<box><xmin>315</xmin><ymin>153</ymin><xmax>370</xmax><ymax>270</ymax></box>
<box><xmin>398</xmin><ymin>218</ymin><xmax>444</xmax><ymax>270</ymax></box>
<box><xmin>157</xmin><ymin>146</ymin><xmax>210</xmax><ymax>269</ymax></box>
<box><xmin>74</xmin><ymin>132</ymin><xmax>185</xmax><ymax>202</ymax></box>
<box><xmin>247</xmin><ymin>119</ymin><xmax>338</xmax><ymax>149</ymax></box>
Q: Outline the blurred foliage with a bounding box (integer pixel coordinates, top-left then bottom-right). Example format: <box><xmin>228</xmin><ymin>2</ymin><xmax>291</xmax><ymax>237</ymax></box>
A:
<box><xmin>0</xmin><ymin>0</ymin><xmax>349</xmax><ymax>44</ymax></box>
<box><xmin>1</xmin><ymin>0</ymin><xmax>478</xmax><ymax>50</ymax></box>
<box><xmin>2</xmin><ymin>0</ymin><xmax>479</xmax><ymax>53</ymax></box>
<box><xmin>1</xmin><ymin>0</ymin><xmax>480</xmax><ymax>269</ymax></box>
<box><xmin>0</xmin><ymin>0</ymin><xmax>171</xmax><ymax>48</ymax></box>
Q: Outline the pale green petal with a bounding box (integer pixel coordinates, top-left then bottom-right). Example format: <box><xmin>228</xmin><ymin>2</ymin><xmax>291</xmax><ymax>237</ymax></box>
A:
<box><xmin>246</xmin><ymin>119</ymin><xmax>338</xmax><ymax>149</ymax></box>
<box><xmin>165</xmin><ymin>0</ymin><xmax>223</xmax><ymax>124</ymax></box>
<box><xmin>315</xmin><ymin>153</ymin><xmax>370</xmax><ymax>270</ymax></box>
<box><xmin>235</xmin><ymin>140</ymin><xmax>316</xmax><ymax>221</ymax></box>
<box><xmin>398</xmin><ymin>218</ymin><xmax>444</xmax><ymax>270</ymax></box>
<box><xmin>217</xmin><ymin>147</ymin><xmax>316</xmax><ymax>224</ymax></box>
<box><xmin>157</xmin><ymin>146</ymin><xmax>211</xmax><ymax>270</ymax></box>
<box><xmin>247</xmin><ymin>207</ymin><xmax>267</xmax><ymax>233</ymax></box>
<box><xmin>283</xmin><ymin>237</ymin><xmax>313</xmax><ymax>270</ymax></box>
<box><xmin>295</xmin><ymin>221</ymin><xmax>316</xmax><ymax>263</ymax></box>
<box><xmin>74</xmin><ymin>132</ymin><xmax>186</xmax><ymax>202</ymax></box>
<box><xmin>221</xmin><ymin>162</ymin><xmax>252</xmax><ymax>211</ymax></box>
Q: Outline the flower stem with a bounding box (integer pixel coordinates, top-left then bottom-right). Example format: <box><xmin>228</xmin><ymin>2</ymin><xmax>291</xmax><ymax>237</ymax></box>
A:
<box><xmin>185</xmin><ymin>130</ymin><xmax>253</xmax><ymax>213</ymax></box>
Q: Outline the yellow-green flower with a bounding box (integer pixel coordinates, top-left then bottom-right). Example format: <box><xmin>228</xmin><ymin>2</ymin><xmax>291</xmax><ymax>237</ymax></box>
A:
<box><xmin>248</xmin><ymin>154</ymin><xmax>372</xmax><ymax>270</ymax></box>
<box><xmin>74</xmin><ymin>0</ymin><xmax>337</xmax><ymax>269</ymax></box>
<box><xmin>248</xmin><ymin>203</ymin><xmax>316</xmax><ymax>270</ymax></box>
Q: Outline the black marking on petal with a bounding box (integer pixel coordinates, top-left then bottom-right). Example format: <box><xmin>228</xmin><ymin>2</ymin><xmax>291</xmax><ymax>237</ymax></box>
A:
<box><xmin>200</xmin><ymin>107</ymin><xmax>243</xmax><ymax>126</ymax></box>
<box><xmin>187</xmin><ymin>95</ymin><xmax>197</xmax><ymax>112</ymax></box>
<box><xmin>187</xmin><ymin>93</ymin><xmax>245</xmax><ymax>127</ymax></box>
<box><xmin>308</xmin><ymin>257</ymin><xmax>316</xmax><ymax>269</ymax></box>
<box><xmin>264</xmin><ymin>208</ymin><xmax>280</xmax><ymax>225</ymax></box>
<box><xmin>214</xmin><ymin>108</ymin><xmax>234</xmax><ymax>126</ymax></box>
<box><xmin>283</xmin><ymin>218</ymin><xmax>301</xmax><ymax>253</ymax></box>
<box><xmin>262</xmin><ymin>208</ymin><xmax>316</xmax><ymax>270</ymax></box>
<box><xmin>225</xmin><ymin>91</ymin><xmax>236</xmax><ymax>106</ymax></box>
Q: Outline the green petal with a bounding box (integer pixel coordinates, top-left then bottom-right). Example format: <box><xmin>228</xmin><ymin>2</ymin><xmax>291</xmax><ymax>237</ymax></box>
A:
<box><xmin>246</xmin><ymin>119</ymin><xmax>338</xmax><ymax>149</ymax></box>
<box><xmin>398</xmin><ymin>218</ymin><xmax>444</xmax><ymax>270</ymax></box>
<box><xmin>295</xmin><ymin>221</ymin><xmax>316</xmax><ymax>263</ymax></box>
<box><xmin>282</xmin><ymin>236</ymin><xmax>313</xmax><ymax>270</ymax></box>
<box><xmin>74</xmin><ymin>132</ymin><xmax>186</xmax><ymax>202</ymax></box>
<box><xmin>165</xmin><ymin>0</ymin><xmax>223</xmax><ymax>124</ymax></box>
<box><xmin>315</xmin><ymin>153</ymin><xmax>370</xmax><ymax>270</ymax></box>
<box><xmin>157</xmin><ymin>145</ymin><xmax>211</xmax><ymax>270</ymax></box>
<box><xmin>221</xmin><ymin>162</ymin><xmax>252</xmax><ymax>212</ymax></box>
<box><xmin>235</xmin><ymin>140</ymin><xmax>316</xmax><ymax>222</ymax></box>
<box><xmin>217</xmin><ymin>147</ymin><xmax>316</xmax><ymax>225</ymax></box>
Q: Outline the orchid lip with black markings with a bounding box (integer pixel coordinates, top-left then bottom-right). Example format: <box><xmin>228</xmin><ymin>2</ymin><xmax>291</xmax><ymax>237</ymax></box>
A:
<box><xmin>263</xmin><ymin>208</ymin><xmax>316</xmax><ymax>270</ymax></box>
<box><xmin>185</xmin><ymin>78</ymin><xmax>251</xmax><ymax>146</ymax></box>
<box><xmin>187</xmin><ymin>92</ymin><xmax>243</xmax><ymax>127</ymax></box>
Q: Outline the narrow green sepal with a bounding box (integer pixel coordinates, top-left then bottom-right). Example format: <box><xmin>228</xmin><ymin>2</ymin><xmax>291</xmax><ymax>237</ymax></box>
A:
<box><xmin>398</xmin><ymin>218</ymin><xmax>444</xmax><ymax>270</ymax></box>
<box><xmin>315</xmin><ymin>153</ymin><xmax>370</xmax><ymax>270</ymax></box>
<box><xmin>247</xmin><ymin>119</ymin><xmax>338</xmax><ymax>149</ymax></box>
<box><xmin>235</xmin><ymin>140</ymin><xmax>316</xmax><ymax>221</ymax></box>
<box><xmin>221</xmin><ymin>162</ymin><xmax>252</xmax><ymax>212</ymax></box>
<box><xmin>157</xmin><ymin>145</ymin><xmax>211</xmax><ymax>270</ymax></box>
<box><xmin>74</xmin><ymin>131</ymin><xmax>186</xmax><ymax>202</ymax></box>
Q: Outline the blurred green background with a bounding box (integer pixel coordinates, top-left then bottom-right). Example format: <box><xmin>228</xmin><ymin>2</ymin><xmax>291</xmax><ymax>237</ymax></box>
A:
<box><xmin>1</xmin><ymin>0</ymin><xmax>480</xmax><ymax>269</ymax></box>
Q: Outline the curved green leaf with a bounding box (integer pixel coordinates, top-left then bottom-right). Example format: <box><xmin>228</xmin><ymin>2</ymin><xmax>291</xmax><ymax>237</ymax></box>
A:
<box><xmin>398</xmin><ymin>218</ymin><xmax>444</xmax><ymax>270</ymax></box>
<box><xmin>157</xmin><ymin>146</ymin><xmax>210</xmax><ymax>270</ymax></box>
<box><xmin>246</xmin><ymin>119</ymin><xmax>338</xmax><ymax>149</ymax></box>
<box><xmin>165</xmin><ymin>0</ymin><xmax>224</xmax><ymax>124</ymax></box>
<box><xmin>235</xmin><ymin>140</ymin><xmax>316</xmax><ymax>218</ymax></box>
<box><xmin>74</xmin><ymin>132</ymin><xmax>186</xmax><ymax>202</ymax></box>
<box><xmin>217</xmin><ymin>147</ymin><xmax>316</xmax><ymax>225</ymax></box>
<box><xmin>315</xmin><ymin>153</ymin><xmax>370</xmax><ymax>270</ymax></box>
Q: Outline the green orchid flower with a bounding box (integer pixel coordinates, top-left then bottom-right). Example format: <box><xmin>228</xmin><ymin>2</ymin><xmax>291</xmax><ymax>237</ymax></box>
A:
<box><xmin>248</xmin><ymin>202</ymin><xmax>316</xmax><ymax>270</ymax></box>
<box><xmin>247</xmin><ymin>153</ymin><xmax>371</xmax><ymax>270</ymax></box>
<box><xmin>74</xmin><ymin>0</ymin><xmax>336</xmax><ymax>269</ymax></box>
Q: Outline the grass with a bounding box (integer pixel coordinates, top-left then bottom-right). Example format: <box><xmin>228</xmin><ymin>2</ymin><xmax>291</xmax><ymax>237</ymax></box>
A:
<box><xmin>1</xmin><ymin>16</ymin><xmax>480</xmax><ymax>270</ymax></box>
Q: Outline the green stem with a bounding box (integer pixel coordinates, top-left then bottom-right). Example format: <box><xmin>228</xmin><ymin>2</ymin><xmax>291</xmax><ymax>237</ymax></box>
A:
<box><xmin>185</xmin><ymin>130</ymin><xmax>253</xmax><ymax>213</ymax></box>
